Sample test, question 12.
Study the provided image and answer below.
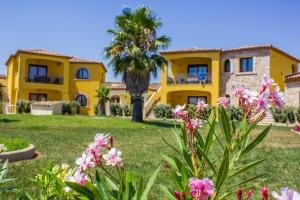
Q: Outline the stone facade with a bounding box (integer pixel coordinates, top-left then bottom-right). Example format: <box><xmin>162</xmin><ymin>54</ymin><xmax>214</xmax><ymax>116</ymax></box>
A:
<box><xmin>220</xmin><ymin>49</ymin><xmax>270</xmax><ymax>104</ymax></box>
<box><xmin>285</xmin><ymin>81</ymin><xmax>300</xmax><ymax>106</ymax></box>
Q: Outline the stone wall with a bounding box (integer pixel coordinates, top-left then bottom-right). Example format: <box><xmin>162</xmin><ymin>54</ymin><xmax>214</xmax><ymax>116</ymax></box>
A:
<box><xmin>285</xmin><ymin>81</ymin><xmax>300</xmax><ymax>106</ymax></box>
<box><xmin>220</xmin><ymin>49</ymin><xmax>270</xmax><ymax>104</ymax></box>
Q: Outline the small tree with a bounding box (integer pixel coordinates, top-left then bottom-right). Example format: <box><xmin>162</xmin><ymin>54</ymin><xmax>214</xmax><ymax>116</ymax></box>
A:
<box><xmin>95</xmin><ymin>86</ymin><xmax>110</xmax><ymax>116</ymax></box>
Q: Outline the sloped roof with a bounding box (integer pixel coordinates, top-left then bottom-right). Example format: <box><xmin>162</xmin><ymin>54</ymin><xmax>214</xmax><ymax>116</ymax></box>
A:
<box><xmin>0</xmin><ymin>75</ymin><xmax>6</xmax><ymax>79</ymax></box>
<box><xmin>104</xmin><ymin>82</ymin><xmax>158</xmax><ymax>91</ymax></box>
<box><xmin>161</xmin><ymin>44</ymin><xmax>300</xmax><ymax>62</ymax></box>
<box><xmin>6</xmin><ymin>49</ymin><xmax>107</xmax><ymax>71</ymax></box>
<box><xmin>285</xmin><ymin>72</ymin><xmax>300</xmax><ymax>82</ymax></box>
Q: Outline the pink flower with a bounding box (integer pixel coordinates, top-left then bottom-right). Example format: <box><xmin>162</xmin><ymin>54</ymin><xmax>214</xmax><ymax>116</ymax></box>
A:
<box><xmin>67</xmin><ymin>168</ymin><xmax>87</xmax><ymax>186</ymax></box>
<box><xmin>188</xmin><ymin>178</ymin><xmax>214</xmax><ymax>200</ymax></box>
<box><xmin>103</xmin><ymin>148</ymin><xmax>123</xmax><ymax>167</ymax></box>
<box><xmin>234</xmin><ymin>86</ymin><xmax>245</xmax><ymax>98</ymax></box>
<box><xmin>269</xmin><ymin>86</ymin><xmax>285</xmax><ymax>108</ymax></box>
<box><xmin>260</xmin><ymin>75</ymin><xmax>274</xmax><ymax>94</ymax></box>
<box><xmin>174</xmin><ymin>191</ymin><xmax>186</xmax><ymax>200</ymax></box>
<box><xmin>236</xmin><ymin>188</ymin><xmax>243</xmax><ymax>200</ymax></box>
<box><xmin>94</xmin><ymin>133</ymin><xmax>109</xmax><ymax>147</ymax></box>
<box><xmin>272</xmin><ymin>188</ymin><xmax>300</xmax><ymax>200</ymax></box>
<box><xmin>246</xmin><ymin>189</ymin><xmax>252</xmax><ymax>200</ymax></box>
<box><xmin>243</xmin><ymin>89</ymin><xmax>259</xmax><ymax>105</ymax></box>
<box><xmin>172</xmin><ymin>105</ymin><xmax>187</xmax><ymax>119</ymax></box>
<box><xmin>218</xmin><ymin>97</ymin><xmax>230</xmax><ymax>109</ymax></box>
<box><xmin>262</xmin><ymin>186</ymin><xmax>269</xmax><ymax>200</ymax></box>
<box><xmin>255</xmin><ymin>93</ymin><xmax>269</xmax><ymax>112</ymax></box>
<box><xmin>76</xmin><ymin>151</ymin><xmax>96</xmax><ymax>171</ymax></box>
<box><xmin>187</xmin><ymin>119</ymin><xmax>203</xmax><ymax>133</ymax></box>
<box><xmin>196</xmin><ymin>100</ymin><xmax>207</xmax><ymax>113</ymax></box>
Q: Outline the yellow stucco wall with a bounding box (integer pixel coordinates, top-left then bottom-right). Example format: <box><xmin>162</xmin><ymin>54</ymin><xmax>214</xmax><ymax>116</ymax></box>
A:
<box><xmin>6</xmin><ymin>52</ymin><xmax>106</xmax><ymax>115</ymax></box>
<box><xmin>270</xmin><ymin>49</ymin><xmax>299</xmax><ymax>91</ymax></box>
<box><xmin>159</xmin><ymin>52</ymin><xmax>220</xmax><ymax>107</ymax></box>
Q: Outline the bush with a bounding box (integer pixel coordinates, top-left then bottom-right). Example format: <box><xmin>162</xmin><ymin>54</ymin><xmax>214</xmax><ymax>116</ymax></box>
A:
<box><xmin>187</xmin><ymin>104</ymin><xmax>214</xmax><ymax>120</ymax></box>
<box><xmin>0</xmin><ymin>102</ymin><xmax>4</xmax><ymax>114</ymax></box>
<box><xmin>62</xmin><ymin>101</ymin><xmax>80</xmax><ymax>115</ymax></box>
<box><xmin>93</xmin><ymin>104</ymin><xmax>100</xmax><ymax>116</ymax></box>
<box><xmin>270</xmin><ymin>107</ymin><xmax>288</xmax><ymax>123</ymax></box>
<box><xmin>16</xmin><ymin>100</ymin><xmax>31</xmax><ymax>114</ymax></box>
<box><xmin>123</xmin><ymin>105</ymin><xmax>131</xmax><ymax>117</ymax></box>
<box><xmin>296</xmin><ymin>107</ymin><xmax>300</xmax><ymax>123</ymax></box>
<box><xmin>153</xmin><ymin>104</ymin><xmax>172</xmax><ymax>119</ymax></box>
<box><xmin>285</xmin><ymin>106</ymin><xmax>296</xmax><ymax>124</ymax></box>
<box><xmin>228</xmin><ymin>106</ymin><xmax>243</xmax><ymax>121</ymax></box>
<box><xmin>110</xmin><ymin>103</ymin><xmax>123</xmax><ymax>116</ymax></box>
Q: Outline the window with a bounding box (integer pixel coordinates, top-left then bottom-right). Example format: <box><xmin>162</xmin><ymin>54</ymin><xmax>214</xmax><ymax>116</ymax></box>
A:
<box><xmin>76</xmin><ymin>68</ymin><xmax>89</xmax><ymax>79</ymax></box>
<box><xmin>75</xmin><ymin>95</ymin><xmax>87</xmax><ymax>106</ymax></box>
<box><xmin>188</xmin><ymin>96</ymin><xmax>207</xmax><ymax>105</ymax></box>
<box><xmin>28</xmin><ymin>65</ymin><xmax>48</xmax><ymax>82</ymax></box>
<box><xmin>111</xmin><ymin>95</ymin><xmax>120</xmax><ymax>104</ymax></box>
<box><xmin>240</xmin><ymin>58</ymin><xmax>253</xmax><ymax>72</ymax></box>
<box><xmin>224</xmin><ymin>60</ymin><xmax>231</xmax><ymax>72</ymax></box>
<box><xmin>188</xmin><ymin>65</ymin><xmax>208</xmax><ymax>78</ymax></box>
<box><xmin>29</xmin><ymin>93</ymin><xmax>47</xmax><ymax>101</ymax></box>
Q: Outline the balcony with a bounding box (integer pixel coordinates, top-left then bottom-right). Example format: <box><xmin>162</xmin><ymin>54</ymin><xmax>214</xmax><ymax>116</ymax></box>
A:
<box><xmin>167</xmin><ymin>72</ymin><xmax>212</xmax><ymax>85</ymax></box>
<box><xmin>26</xmin><ymin>76</ymin><xmax>63</xmax><ymax>85</ymax></box>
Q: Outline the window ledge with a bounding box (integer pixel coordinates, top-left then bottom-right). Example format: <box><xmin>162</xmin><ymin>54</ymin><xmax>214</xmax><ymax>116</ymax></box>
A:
<box><xmin>74</xmin><ymin>78</ymin><xmax>90</xmax><ymax>81</ymax></box>
<box><xmin>223</xmin><ymin>72</ymin><xmax>234</xmax><ymax>75</ymax></box>
<box><xmin>235</xmin><ymin>72</ymin><xmax>257</xmax><ymax>76</ymax></box>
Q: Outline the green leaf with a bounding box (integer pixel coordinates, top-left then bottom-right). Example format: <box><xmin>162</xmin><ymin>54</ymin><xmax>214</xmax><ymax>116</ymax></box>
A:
<box><xmin>219</xmin><ymin>106</ymin><xmax>232</xmax><ymax>144</ymax></box>
<box><xmin>161</xmin><ymin>154</ymin><xmax>177</xmax><ymax>170</ymax></box>
<box><xmin>105</xmin><ymin>176</ymin><xmax>118</xmax><ymax>191</ymax></box>
<box><xmin>215</xmin><ymin>148</ymin><xmax>229</xmax><ymax>192</ymax></box>
<box><xmin>134</xmin><ymin>177</ymin><xmax>143</xmax><ymax>200</ymax></box>
<box><xmin>228</xmin><ymin>159</ymin><xmax>265</xmax><ymax>179</ymax></box>
<box><xmin>0</xmin><ymin>160</ymin><xmax>9</xmax><ymax>181</ymax></box>
<box><xmin>140</xmin><ymin>166</ymin><xmax>160</xmax><ymax>200</ymax></box>
<box><xmin>85</xmin><ymin>181</ymin><xmax>102</xmax><ymax>200</ymax></box>
<box><xmin>227</xmin><ymin>173</ymin><xmax>267</xmax><ymax>189</ymax></box>
<box><xmin>242</xmin><ymin>125</ymin><xmax>272</xmax><ymax>154</ymax></box>
<box><xmin>66</xmin><ymin>181</ymin><xmax>95</xmax><ymax>199</ymax></box>
<box><xmin>171</xmin><ymin>129</ymin><xmax>183</xmax><ymax>151</ymax></box>
<box><xmin>161</xmin><ymin>137</ymin><xmax>182</xmax><ymax>155</ymax></box>
<box><xmin>204</xmin><ymin>116</ymin><xmax>216</xmax><ymax>154</ymax></box>
<box><xmin>159</xmin><ymin>185</ymin><xmax>177</xmax><ymax>200</ymax></box>
<box><xmin>195</xmin><ymin>147</ymin><xmax>217</xmax><ymax>176</ymax></box>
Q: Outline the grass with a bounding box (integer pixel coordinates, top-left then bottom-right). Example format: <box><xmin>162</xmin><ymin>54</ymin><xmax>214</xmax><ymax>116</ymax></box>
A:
<box><xmin>0</xmin><ymin>114</ymin><xmax>300</xmax><ymax>199</ymax></box>
<box><xmin>0</xmin><ymin>137</ymin><xmax>29</xmax><ymax>152</ymax></box>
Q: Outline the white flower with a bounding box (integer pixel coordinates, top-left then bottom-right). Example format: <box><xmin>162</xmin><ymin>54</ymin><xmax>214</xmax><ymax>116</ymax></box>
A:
<box><xmin>103</xmin><ymin>148</ymin><xmax>123</xmax><ymax>167</ymax></box>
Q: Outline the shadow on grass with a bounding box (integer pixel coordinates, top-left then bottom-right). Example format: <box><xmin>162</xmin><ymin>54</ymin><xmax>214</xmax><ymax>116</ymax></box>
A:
<box><xmin>143</xmin><ymin>120</ymin><xmax>179</xmax><ymax>128</ymax></box>
<box><xmin>0</xmin><ymin>118</ymin><xmax>20</xmax><ymax>123</ymax></box>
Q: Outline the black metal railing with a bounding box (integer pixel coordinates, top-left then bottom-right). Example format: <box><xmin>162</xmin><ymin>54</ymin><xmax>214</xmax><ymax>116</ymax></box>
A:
<box><xmin>26</xmin><ymin>76</ymin><xmax>63</xmax><ymax>85</ymax></box>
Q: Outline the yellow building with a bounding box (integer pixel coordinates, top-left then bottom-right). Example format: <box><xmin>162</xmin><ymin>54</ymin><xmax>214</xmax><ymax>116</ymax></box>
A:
<box><xmin>5</xmin><ymin>49</ymin><xmax>106</xmax><ymax>115</ymax></box>
<box><xmin>144</xmin><ymin>45</ymin><xmax>299</xmax><ymax>115</ymax></box>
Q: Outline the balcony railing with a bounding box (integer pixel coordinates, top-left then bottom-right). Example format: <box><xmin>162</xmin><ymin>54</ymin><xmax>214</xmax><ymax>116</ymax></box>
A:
<box><xmin>167</xmin><ymin>73</ymin><xmax>212</xmax><ymax>85</ymax></box>
<box><xmin>26</xmin><ymin>76</ymin><xmax>63</xmax><ymax>85</ymax></box>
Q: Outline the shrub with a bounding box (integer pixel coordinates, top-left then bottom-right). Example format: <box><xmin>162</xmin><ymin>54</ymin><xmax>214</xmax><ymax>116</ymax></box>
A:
<box><xmin>110</xmin><ymin>103</ymin><xmax>123</xmax><ymax>116</ymax></box>
<box><xmin>62</xmin><ymin>101</ymin><xmax>80</xmax><ymax>115</ymax></box>
<box><xmin>270</xmin><ymin>107</ymin><xmax>288</xmax><ymax>123</ymax></box>
<box><xmin>228</xmin><ymin>105</ymin><xmax>243</xmax><ymax>121</ymax></box>
<box><xmin>187</xmin><ymin>104</ymin><xmax>214</xmax><ymax>120</ymax></box>
<box><xmin>0</xmin><ymin>102</ymin><xmax>4</xmax><ymax>114</ymax></box>
<box><xmin>296</xmin><ymin>107</ymin><xmax>300</xmax><ymax>123</ymax></box>
<box><xmin>285</xmin><ymin>106</ymin><xmax>296</xmax><ymax>124</ymax></box>
<box><xmin>153</xmin><ymin>104</ymin><xmax>172</xmax><ymax>119</ymax></box>
<box><xmin>123</xmin><ymin>105</ymin><xmax>131</xmax><ymax>116</ymax></box>
<box><xmin>16</xmin><ymin>100</ymin><xmax>31</xmax><ymax>114</ymax></box>
<box><xmin>93</xmin><ymin>104</ymin><xmax>100</xmax><ymax>116</ymax></box>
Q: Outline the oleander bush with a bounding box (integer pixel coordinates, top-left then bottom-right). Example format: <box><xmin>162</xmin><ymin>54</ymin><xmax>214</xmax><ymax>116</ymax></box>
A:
<box><xmin>296</xmin><ymin>106</ymin><xmax>300</xmax><ymax>123</ymax></box>
<box><xmin>153</xmin><ymin>104</ymin><xmax>172</xmax><ymax>119</ymax></box>
<box><xmin>110</xmin><ymin>103</ymin><xmax>123</xmax><ymax>116</ymax></box>
<box><xmin>270</xmin><ymin>106</ymin><xmax>296</xmax><ymax>124</ymax></box>
<box><xmin>228</xmin><ymin>105</ymin><xmax>243</xmax><ymax>121</ymax></box>
<box><xmin>123</xmin><ymin>105</ymin><xmax>132</xmax><ymax>116</ymax></box>
<box><xmin>285</xmin><ymin>106</ymin><xmax>296</xmax><ymax>124</ymax></box>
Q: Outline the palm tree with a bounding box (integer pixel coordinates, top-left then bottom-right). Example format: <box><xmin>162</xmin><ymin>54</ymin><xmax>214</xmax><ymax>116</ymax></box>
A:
<box><xmin>104</xmin><ymin>7</ymin><xmax>170</xmax><ymax>122</ymax></box>
<box><xmin>95</xmin><ymin>86</ymin><xmax>110</xmax><ymax>116</ymax></box>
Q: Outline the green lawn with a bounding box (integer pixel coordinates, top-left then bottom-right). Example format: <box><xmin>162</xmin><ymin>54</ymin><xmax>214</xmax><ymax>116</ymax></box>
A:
<box><xmin>0</xmin><ymin>114</ymin><xmax>300</xmax><ymax>199</ymax></box>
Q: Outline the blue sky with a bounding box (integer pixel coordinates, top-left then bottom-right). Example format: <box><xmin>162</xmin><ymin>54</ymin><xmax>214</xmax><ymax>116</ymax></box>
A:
<box><xmin>0</xmin><ymin>0</ymin><xmax>300</xmax><ymax>82</ymax></box>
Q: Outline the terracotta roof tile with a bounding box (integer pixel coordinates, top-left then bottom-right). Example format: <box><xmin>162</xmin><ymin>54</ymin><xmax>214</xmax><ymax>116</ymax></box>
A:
<box><xmin>0</xmin><ymin>74</ymin><xmax>6</xmax><ymax>79</ymax></box>
<box><xmin>70</xmin><ymin>57</ymin><xmax>102</xmax><ymax>64</ymax></box>
<box><xmin>285</xmin><ymin>72</ymin><xmax>300</xmax><ymax>82</ymax></box>
<box><xmin>17</xmin><ymin>49</ymin><xmax>72</xmax><ymax>58</ymax></box>
<box><xmin>160</xmin><ymin>44</ymin><xmax>300</xmax><ymax>62</ymax></box>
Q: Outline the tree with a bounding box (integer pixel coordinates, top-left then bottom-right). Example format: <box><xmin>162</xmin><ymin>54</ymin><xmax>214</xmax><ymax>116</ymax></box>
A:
<box><xmin>95</xmin><ymin>86</ymin><xmax>110</xmax><ymax>116</ymax></box>
<box><xmin>104</xmin><ymin>7</ymin><xmax>170</xmax><ymax>122</ymax></box>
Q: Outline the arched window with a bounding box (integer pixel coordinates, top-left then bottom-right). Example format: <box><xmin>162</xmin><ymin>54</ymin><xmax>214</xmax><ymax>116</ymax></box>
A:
<box><xmin>75</xmin><ymin>95</ymin><xmax>87</xmax><ymax>106</ymax></box>
<box><xmin>76</xmin><ymin>68</ymin><xmax>89</xmax><ymax>79</ymax></box>
<box><xmin>224</xmin><ymin>60</ymin><xmax>231</xmax><ymax>72</ymax></box>
<box><xmin>111</xmin><ymin>95</ymin><xmax>120</xmax><ymax>104</ymax></box>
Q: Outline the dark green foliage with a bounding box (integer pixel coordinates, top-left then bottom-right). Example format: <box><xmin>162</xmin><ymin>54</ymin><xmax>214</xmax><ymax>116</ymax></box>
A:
<box><xmin>187</xmin><ymin>104</ymin><xmax>197</xmax><ymax>119</ymax></box>
<box><xmin>152</xmin><ymin>104</ymin><xmax>172</xmax><ymax>119</ymax></box>
<box><xmin>16</xmin><ymin>100</ymin><xmax>31</xmax><ymax>114</ymax></box>
<box><xmin>123</xmin><ymin>105</ymin><xmax>132</xmax><ymax>117</ymax></box>
<box><xmin>187</xmin><ymin>104</ymin><xmax>214</xmax><ymax>120</ymax></box>
<box><xmin>270</xmin><ymin>106</ymin><xmax>295</xmax><ymax>123</ymax></box>
<box><xmin>62</xmin><ymin>101</ymin><xmax>80</xmax><ymax>115</ymax></box>
<box><xmin>110</xmin><ymin>103</ymin><xmax>123</xmax><ymax>116</ymax></box>
<box><xmin>296</xmin><ymin>107</ymin><xmax>300</xmax><ymax>123</ymax></box>
<box><xmin>228</xmin><ymin>106</ymin><xmax>243</xmax><ymax>121</ymax></box>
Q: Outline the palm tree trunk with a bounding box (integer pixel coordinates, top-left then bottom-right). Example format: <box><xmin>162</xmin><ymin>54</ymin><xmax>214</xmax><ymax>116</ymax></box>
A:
<box><xmin>100</xmin><ymin>100</ymin><xmax>106</xmax><ymax>116</ymax></box>
<box><xmin>131</xmin><ymin>95</ymin><xmax>144</xmax><ymax>122</ymax></box>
